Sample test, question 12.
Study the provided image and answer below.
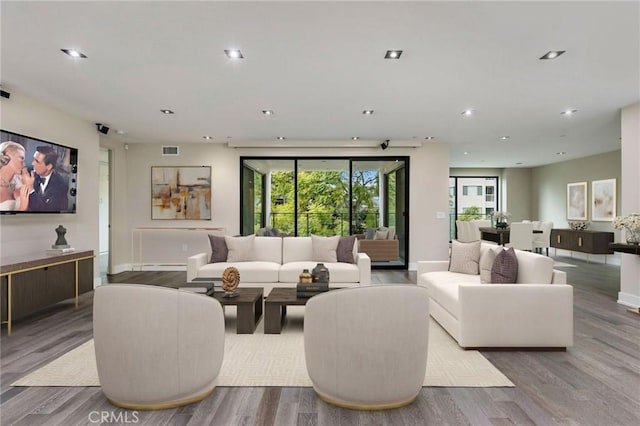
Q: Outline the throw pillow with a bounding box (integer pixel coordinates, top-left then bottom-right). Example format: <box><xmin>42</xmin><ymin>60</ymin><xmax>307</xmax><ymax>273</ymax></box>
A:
<box><xmin>208</xmin><ymin>234</ymin><xmax>228</xmax><ymax>263</ymax></box>
<box><xmin>336</xmin><ymin>235</ymin><xmax>357</xmax><ymax>264</ymax></box>
<box><xmin>491</xmin><ymin>247</ymin><xmax>518</xmax><ymax>284</ymax></box>
<box><xmin>311</xmin><ymin>235</ymin><xmax>340</xmax><ymax>263</ymax></box>
<box><xmin>225</xmin><ymin>235</ymin><xmax>255</xmax><ymax>262</ymax></box>
<box><xmin>449</xmin><ymin>240</ymin><xmax>481</xmax><ymax>275</ymax></box>
<box><xmin>365</xmin><ymin>228</ymin><xmax>376</xmax><ymax>240</ymax></box>
<box><xmin>479</xmin><ymin>246</ymin><xmax>500</xmax><ymax>283</ymax></box>
<box><xmin>374</xmin><ymin>229</ymin><xmax>389</xmax><ymax>240</ymax></box>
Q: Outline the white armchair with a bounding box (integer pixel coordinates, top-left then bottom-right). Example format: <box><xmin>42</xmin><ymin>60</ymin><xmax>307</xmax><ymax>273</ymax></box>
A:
<box><xmin>304</xmin><ymin>285</ymin><xmax>430</xmax><ymax>410</ymax></box>
<box><xmin>93</xmin><ymin>284</ymin><xmax>225</xmax><ymax>409</ymax></box>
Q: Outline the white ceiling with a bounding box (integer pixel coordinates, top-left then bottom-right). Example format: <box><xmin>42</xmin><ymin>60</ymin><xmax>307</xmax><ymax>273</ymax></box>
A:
<box><xmin>2</xmin><ymin>1</ymin><xmax>638</xmax><ymax>168</ymax></box>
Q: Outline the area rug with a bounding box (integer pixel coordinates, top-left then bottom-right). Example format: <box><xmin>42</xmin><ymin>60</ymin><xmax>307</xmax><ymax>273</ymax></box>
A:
<box><xmin>11</xmin><ymin>307</ymin><xmax>513</xmax><ymax>388</ymax></box>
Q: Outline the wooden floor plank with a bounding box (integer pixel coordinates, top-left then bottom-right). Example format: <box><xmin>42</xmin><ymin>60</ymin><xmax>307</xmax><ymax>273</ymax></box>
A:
<box><xmin>1</xmin><ymin>258</ymin><xmax>639</xmax><ymax>425</ymax></box>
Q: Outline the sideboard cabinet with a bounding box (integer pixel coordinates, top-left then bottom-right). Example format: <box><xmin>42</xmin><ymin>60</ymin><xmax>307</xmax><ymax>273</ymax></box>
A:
<box><xmin>1</xmin><ymin>250</ymin><xmax>94</xmax><ymax>335</ymax></box>
<box><xmin>550</xmin><ymin>229</ymin><xmax>614</xmax><ymax>255</ymax></box>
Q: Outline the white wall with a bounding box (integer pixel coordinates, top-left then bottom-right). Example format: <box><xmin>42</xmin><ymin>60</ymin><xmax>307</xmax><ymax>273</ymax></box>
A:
<box><xmin>0</xmin><ymin>92</ymin><xmax>101</xmax><ymax>285</ymax></box>
<box><xmin>120</xmin><ymin>143</ymin><xmax>451</xmax><ymax>270</ymax></box>
<box><xmin>619</xmin><ymin>102</ymin><xmax>640</xmax><ymax>309</ymax></box>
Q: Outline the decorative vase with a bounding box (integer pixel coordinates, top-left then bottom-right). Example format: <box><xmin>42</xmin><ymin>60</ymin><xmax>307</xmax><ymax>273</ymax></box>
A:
<box><xmin>312</xmin><ymin>263</ymin><xmax>330</xmax><ymax>283</ymax></box>
<box><xmin>625</xmin><ymin>228</ymin><xmax>640</xmax><ymax>245</ymax></box>
<box><xmin>299</xmin><ymin>269</ymin><xmax>313</xmax><ymax>284</ymax></box>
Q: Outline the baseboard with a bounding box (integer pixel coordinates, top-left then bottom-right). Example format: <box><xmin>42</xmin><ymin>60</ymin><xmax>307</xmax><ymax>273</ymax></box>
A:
<box><xmin>617</xmin><ymin>291</ymin><xmax>640</xmax><ymax>310</ymax></box>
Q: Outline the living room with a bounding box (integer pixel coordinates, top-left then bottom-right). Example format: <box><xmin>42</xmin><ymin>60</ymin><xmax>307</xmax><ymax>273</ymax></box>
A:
<box><xmin>1</xmin><ymin>1</ymin><xmax>639</xmax><ymax>424</ymax></box>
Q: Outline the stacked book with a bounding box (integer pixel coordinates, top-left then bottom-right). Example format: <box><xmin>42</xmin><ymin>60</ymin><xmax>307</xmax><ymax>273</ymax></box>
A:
<box><xmin>181</xmin><ymin>278</ymin><xmax>223</xmax><ymax>296</ymax></box>
<box><xmin>296</xmin><ymin>282</ymin><xmax>329</xmax><ymax>298</ymax></box>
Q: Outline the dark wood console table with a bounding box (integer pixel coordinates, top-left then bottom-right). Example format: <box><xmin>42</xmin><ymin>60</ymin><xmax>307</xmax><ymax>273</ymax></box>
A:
<box><xmin>550</xmin><ymin>229</ymin><xmax>614</xmax><ymax>261</ymax></box>
<box><xmin>610</xmin><ymin>243</ymin><xmax>640</xmax><ymax>255</ymax></box>
<box><xmin>1</xmin><ymin>250</ymin><xmax>94</xmax><ymax>336</ymax></box>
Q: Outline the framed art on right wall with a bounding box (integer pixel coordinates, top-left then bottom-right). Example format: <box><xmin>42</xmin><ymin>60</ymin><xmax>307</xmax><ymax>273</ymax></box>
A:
<box><xmin>567</xmin><ymin>181</ymin><xmax>587</xmax><ymax>220</ymax></box>
<box><xmin>591</xmin><ymin>178</ymin><xmax>616</xmax><ymax>221</ymax></box>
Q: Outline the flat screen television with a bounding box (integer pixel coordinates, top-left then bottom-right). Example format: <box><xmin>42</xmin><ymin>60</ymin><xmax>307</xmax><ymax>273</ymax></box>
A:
<box><xmin>0</xmin><ymin>129</ymin><xmax>77</xmax><ymax>214</ymax></box>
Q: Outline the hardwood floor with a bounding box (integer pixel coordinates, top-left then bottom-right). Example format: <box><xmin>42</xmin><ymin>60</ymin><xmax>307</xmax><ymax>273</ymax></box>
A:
<box><xmin>1</xmin><ymin>256</ymin><xmax>639</xmax><ymax>425</ymax></box>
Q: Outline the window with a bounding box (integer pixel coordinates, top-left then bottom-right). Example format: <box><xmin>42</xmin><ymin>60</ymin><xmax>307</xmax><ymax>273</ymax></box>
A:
<box><xmin>486</xmin><ymin>186</ymin><xmax>495</xmax><ymax>202</ymax></box>
<box><xmin>462</xmin><ymin>185</ymin><xmax>483</xmax><ymax>196</ymax></box>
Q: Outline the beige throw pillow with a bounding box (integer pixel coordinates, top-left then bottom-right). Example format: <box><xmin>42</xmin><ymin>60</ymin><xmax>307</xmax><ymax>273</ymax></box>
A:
<box><xmin>311</xmin><ymin>235</ymin><xmax>340</xmax><ymax>262</ymax></box>
<box><xmin>225</xmin><ymin>235</ymin><xmax>255</xmax><ymax>262</ymax></box>
<box><xmin>449</xmin><ymin>240</ymin><xmax>481</xmax><ymax>275</ymax></box>
<box><xmin>374</xmin><ymin>229</ymin><xmax>389</xmax><ymax>240</ymax></box>
<box><xmin>479</xmin><ymin>246</ymin><xmax>501</xmax><ymax>283</ymax></box>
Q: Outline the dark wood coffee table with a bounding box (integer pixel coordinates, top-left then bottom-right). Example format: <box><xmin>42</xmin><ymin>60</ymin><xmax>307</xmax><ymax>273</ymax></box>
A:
<box><xmin>212</xmin><ymin>287</ymin><xmax>263</xmax><ymax>334</ymax></box>
<box><xmin>265</xmin><ymin>287</ymin><xmax>333</xmax><ymax>334</ymax></box>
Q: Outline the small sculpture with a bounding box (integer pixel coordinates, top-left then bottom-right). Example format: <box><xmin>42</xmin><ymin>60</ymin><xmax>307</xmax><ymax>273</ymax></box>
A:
<box><xmin>222</xmin><ymin>266</ymin><xmax>240</xmax><ymax>298</ymax></box>
<box><xmin>53</xmin><ymin>225</ymin><xmax>70</xmax><ymax>248</ymax></box>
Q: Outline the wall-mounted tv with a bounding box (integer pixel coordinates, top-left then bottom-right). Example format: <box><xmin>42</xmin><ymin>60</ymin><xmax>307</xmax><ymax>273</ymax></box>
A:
<box><xmin>0</xmin><ymin>129</ymin><xmax>77</xmax><ymax>214</ymax></box>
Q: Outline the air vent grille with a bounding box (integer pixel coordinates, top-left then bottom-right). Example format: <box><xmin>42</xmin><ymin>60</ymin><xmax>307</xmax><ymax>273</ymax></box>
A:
<box><xmin>161</xmin><ymin>146</ymin><xmax>179</xmax><ymax>156</ymax></box>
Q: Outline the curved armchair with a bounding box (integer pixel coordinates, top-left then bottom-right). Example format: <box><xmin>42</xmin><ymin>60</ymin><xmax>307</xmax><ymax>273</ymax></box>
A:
<box><xmin>304</xmin><ymin>285</ymin><xmax>430</xmax><ymax>410</ymax></box>
<box><xmin>93</xmin><ymin>284</ymin><xmax>225</xmax><ymax>410</ymax></box>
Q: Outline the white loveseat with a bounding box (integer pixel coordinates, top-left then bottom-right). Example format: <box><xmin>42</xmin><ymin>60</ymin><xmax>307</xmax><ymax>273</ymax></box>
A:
<box><xmin>417</xmin><ymin>243</ymin><xmax>573</xmax><ymax>349</ymax></box>
<box><xmin>188</xmin><ymin>236</ymin><xmax>371</xmax><ymax>296</ymax></box>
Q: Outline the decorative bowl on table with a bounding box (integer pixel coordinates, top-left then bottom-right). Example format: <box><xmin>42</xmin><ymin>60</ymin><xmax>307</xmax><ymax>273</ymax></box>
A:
<box><xmin>568</xmin><ymin>221</ymin><xmax>590</xmax><ymax>230</ymax></box>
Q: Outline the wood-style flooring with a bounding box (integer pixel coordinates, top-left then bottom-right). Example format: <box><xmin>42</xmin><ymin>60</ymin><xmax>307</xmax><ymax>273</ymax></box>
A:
<box><xmin>1</xmin><ymin>256</ymin><xmax>639</xmax><ymax>425</ymax></box>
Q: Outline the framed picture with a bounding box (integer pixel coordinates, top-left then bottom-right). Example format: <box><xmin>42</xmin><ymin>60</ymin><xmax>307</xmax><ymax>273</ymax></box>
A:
<box><xmin>151</xmin><ymin>166</ymin><xmax>211</xmax><ymax>220</ymax></box>
<box><xmin>567</xmin><ymin>182</ymin><xmax>587</xmax><ymax>220</ymax></box>
<box><xmin>591</xmin><ymin>178</ymin><xmax>616</xmax><ymax>221</ymax></box>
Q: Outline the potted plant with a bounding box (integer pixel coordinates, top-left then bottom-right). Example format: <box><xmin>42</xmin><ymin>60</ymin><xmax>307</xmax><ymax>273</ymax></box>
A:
<box><xmin>492</xmin><ymin>211</ymin><xmax>511</xmax><ymax>229</ymax></box>
<box><xmin>613</xmin><ymin>213</ymin><xmax>640</xmax><ymax>244</ymax></box>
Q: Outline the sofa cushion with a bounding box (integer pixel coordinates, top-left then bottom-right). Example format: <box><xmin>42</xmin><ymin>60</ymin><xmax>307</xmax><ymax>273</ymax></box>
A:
<box><xmin>423</xmin><ymin>271</ymin><xmax>481</xmax><ymax>318</ymax></box>
<box><xmin>282</xmin><ymin>237</ymin><xmax>313</xmax><ymax>263</ymax></box>
<box><xmin>279</xmin><ymin>261</ymin><xmax>361</xmax><ymax>283</ymax></box>
<box><xmin>311</xmin><ymin>235</ymin><xmax>340</xmax><ymax>262</ymax></box>
<box><xmin>365</xmin><ymin>228</ymin><xmax>376</xmax><ymax>240</ymax></box>
<box><xmin>225</xmin><ymin>235</ymin><xmax>255</xmax><ymax>262</ymax></box>
<box><xmin>208</xmin><ymin>234</ymin><xmax>228</xmax><ymax>263</ymax></box>
<box><xmin>336</xmin><ymin>235</ymin><xmax>356</xmax><ymax>264</ymax></box>
<box><xmin>253</xmin><ymin>236</ymin><xmax>283</xmax><ymax>264</ymax></box>
<box><xmin>374</xmin><ymin>229</ymin><xmax>389</xmax><ymax>240</ymax></box>
<box><xmin>491</xmin><ymin>247</ymin><xmax>518</xmax><ymax>284</ymax></box>
<box><xmin>449</xmin><ymin>240</ymin><xmax>481</xmax><ymax>275</ymax></box>
<box><xmin>197</xmin><ymin>261</ymin><xmax>280</xmax><ymax>283</ymax></box>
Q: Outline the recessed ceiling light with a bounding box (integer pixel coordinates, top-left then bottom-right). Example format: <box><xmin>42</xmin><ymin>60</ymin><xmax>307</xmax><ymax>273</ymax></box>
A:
<box><xmin>160</xmin><ymin>109</ymin><xmax>174</xmax><ymax>114</ymax></box>
<box><xmin>277</xmin><ymin>136</ymin><xmax>286</xmax><ymax>140</ymax></box>
<box><xmin>540</xmin><ymin>50</ymin><xmax>566</xmax><ymax>60</ymax></box>
<box><xmin>515</xmin><ymin>162</ymin><xmax>523</xmax><ymax>165</ymax></box>
<box><xmin>464</xmin><ymin>151</ymin><xmax>469</xmax><ymax>155</ymax></box>
<box><xmin>352</xmin><ymin>136</ymin><xmax>359</xmax><ymax>140</ymax></box>
<box><xmin>262</xmin><ymin>110</ymin><xmax>274</xmax><ymax>115</ymax></box>
<box><xmin>61</xmin><ymin>49</ymin><xmax>87</xmax><ymax>58</ymax></box>
<box><xmin>556</xmin><ymin>151</ymin><xmax>566</xmax><ymax>155</ymax></box>
<box><xmin>461</xmin><ymin>109</ymin><xmax>474</xmax><ymax>116</ymax></box>
<box><xmin>384</xmin><ymin>50</ymin><xmax>403</xmax><ymax>59</ymax></box>
<box><xmin>500</xmin><ymin>136</ymin><xmax>510</xmax><ymax>140</ymax></box>
<box><xmin>425</xmin><ymin>136</ymin><xmax>435</xmax><ymax>140</ymax></box>
<box><xmin>203</xmin><ymin>136</ymin><xmax>212</xmax><ymax>140</ymax></box>
<box><xmin>115</xmin><ymin>130</ymin><xmax>125</xmax><ymax>135</ymax></box>
<box><xmin>224</xmin><ymin>49</ymin><xmax>244</xmax><ymax>59</ymax></box>
<box><xmin>561</xmin><ymin>109</ymin><xmax>578</xmax><ymax>115</ymax></box>
<box><xmin>362</xmin><ymin>110</ymin><xmax>374</xmax><ymax>115</ymax></box>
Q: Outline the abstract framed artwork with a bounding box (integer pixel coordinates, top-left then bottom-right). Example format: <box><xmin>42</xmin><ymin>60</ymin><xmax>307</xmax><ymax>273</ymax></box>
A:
<box><xmin>151</xmin><ymin>166</ymin><xmax>211</xmax><ymax>220</ymax></box>
<box><xmin>591</xmin><ymin>178</ymin><xmax>616</xmax><ymax>221</ymax></box>
<box><xmin>567</xmin><ymin>181</ymin><xmax>587</xmax><ymax>220</ymax></box>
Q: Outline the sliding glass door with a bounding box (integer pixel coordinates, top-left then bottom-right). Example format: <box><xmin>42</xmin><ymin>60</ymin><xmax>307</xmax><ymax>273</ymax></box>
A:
<box><xmin>240</xmin><ymin>157</ymin><xmax>409</xmax><ymax>269</ymax></box>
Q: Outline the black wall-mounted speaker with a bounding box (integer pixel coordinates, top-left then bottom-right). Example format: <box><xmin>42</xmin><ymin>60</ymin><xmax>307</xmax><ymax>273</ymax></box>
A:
<box><xmin>95</xmin><ymin>123</ymin><xmax>109</xmax><ymax>135</ymax></box>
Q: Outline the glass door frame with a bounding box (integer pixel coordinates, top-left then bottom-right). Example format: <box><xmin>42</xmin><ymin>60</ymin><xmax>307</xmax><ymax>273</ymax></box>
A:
<box><xmin>240</xmin><ymin>156</ymin><xmax>410</xmax><ymax>270</ymax></box>
<box><xmin>449</xmin><ymin>175</ymin><xmax>500</xmax><ymax>241</ymax></box>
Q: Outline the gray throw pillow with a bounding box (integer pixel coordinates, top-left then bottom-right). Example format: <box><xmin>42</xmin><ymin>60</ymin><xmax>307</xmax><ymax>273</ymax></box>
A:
<box><xmin>491</xmin><ymin>247</ymin><xmax>518</xmax><ymax>283</ymax></box>
<box><xmin>208</xmin><ymin>234</ymin><xmax>228</xmax><ymax>263</ymax></box>
<box><xmin>337</xmin><ymin>235</ymin><xmax>356</xmax><ymax>264</ymax></box>
<box><xmin>365</xmin><ymin>228</ymin><xmax>376</xmax><ymax>240</ymax></box>
<box><xmin>449</xmin><ymin>240</ymin><xmax>481</xmax><ymax>275</ymax></box>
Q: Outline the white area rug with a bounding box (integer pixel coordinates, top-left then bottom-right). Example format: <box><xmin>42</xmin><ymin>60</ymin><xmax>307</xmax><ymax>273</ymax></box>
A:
<box><xmin>11</xmin><ymin>307</ymin><xmax>513</xmax><ymax>388</ymax></box>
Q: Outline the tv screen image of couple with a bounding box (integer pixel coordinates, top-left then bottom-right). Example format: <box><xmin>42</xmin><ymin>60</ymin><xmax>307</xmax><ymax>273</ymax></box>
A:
<box><xmin>0</xmin><ymin>129</ymin><xmax>78</xmax><ymax>214</ymax></box>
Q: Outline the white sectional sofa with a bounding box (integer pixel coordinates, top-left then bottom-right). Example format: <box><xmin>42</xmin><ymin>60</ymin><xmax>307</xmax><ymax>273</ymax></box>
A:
<box><xmin>188</xmin><ymin>236</ymin><xmax>371</xmax><ymax>296</ymax></box>
<box><xmin>417</xmin><ymin>243</ymin><xmax>573</xmax><ymax>349</ymax></box>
